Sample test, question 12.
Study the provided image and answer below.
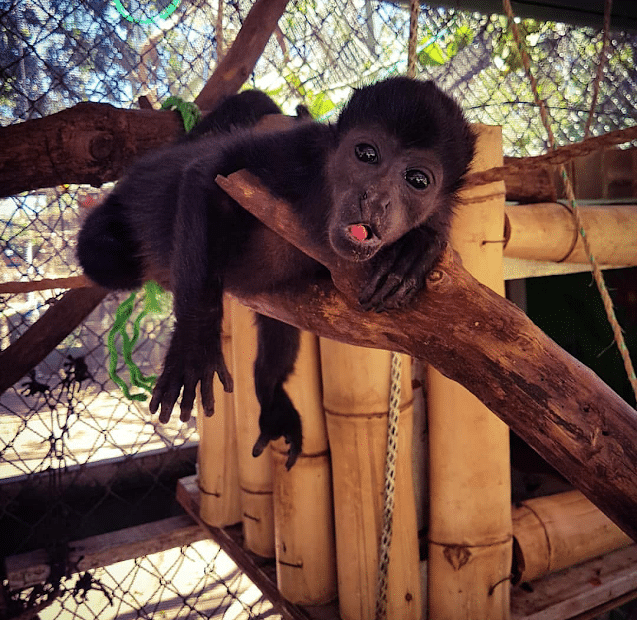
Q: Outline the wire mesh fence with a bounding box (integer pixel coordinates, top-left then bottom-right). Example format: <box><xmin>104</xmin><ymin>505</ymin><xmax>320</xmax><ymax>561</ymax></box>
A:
<box><xmin>1</xmin><ymin>0</ymin><xmax>636</xmax><ymax>618</ymax></box>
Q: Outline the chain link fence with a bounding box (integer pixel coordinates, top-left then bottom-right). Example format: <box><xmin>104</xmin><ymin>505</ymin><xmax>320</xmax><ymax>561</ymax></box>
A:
<box><xmin>1</xmin><ymin>0</ymin><xmax>636</xmax><ymax>617</ymax></box>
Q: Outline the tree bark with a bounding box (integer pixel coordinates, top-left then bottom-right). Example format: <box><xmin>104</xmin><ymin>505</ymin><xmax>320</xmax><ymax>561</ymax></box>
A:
<box><xmin>0</xmin><ymin>104</ymin><xmax>184</xmax><ymax>197</ymax></box>
<box><xmin>216</xmin><ymin>170</ymin><xmax>637</xmax><ymax>542</ymax></box>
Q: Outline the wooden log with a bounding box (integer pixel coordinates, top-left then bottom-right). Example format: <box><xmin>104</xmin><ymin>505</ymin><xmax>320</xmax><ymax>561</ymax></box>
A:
<box><xmin>512</xmin><ymin>490</ymin><xmax>633</xmax><ymax>584</ymax></box>
<box><xmin>427</xmin><ymin>124</ymin><xmax>512</xmax><ymax>620</ymax></box>
<box><xmin>504</xmin><ymin>203</ymin><xmax>637</xmax><ymax>265</ymax></box>
<box><xmin>0</xmin><ymin>0</ymin><xmax>292</xmax><ymax>200</ymax></box>
<box><xmin>230</xmin><ymin>300</ymin><xmax>275</xmax><ymax>558</ymax></box>
<box><xmin>6</xmin><ymin>515</ymin><xmax>206</xmax><ymax>590</ymax></box>
<box><xmin>197</xmin><ymin>297</ymin><xmax>241</xmax><ymax>527</ymax></box>
<box><xmin>215</xmin><ymin>171</ymin><xmax>637</xmax><ymax>542</ymax></box>
<box><xmin>0</xmin><ymin>104</ymin><xmax>184</xmax><ymax>197</ymax></box>
<box><xmin>321</xmin><ymin>345</ymin><xmax>421</xmax><ymax>620</ymax></box>
<box><xmin>0</xmin><ymin>275</ymin><xmax>91</xmax><ymax>295</ymax></box>
<box><xmin>272</xmin><ymin>330</ymin><xmax>337</xmax><ymax>605</ymax></box>
<box><xmin>195</xmin><ymin>0</ymin><xmax>291</xmax><ymax>111</ymax></box>
<box><xmin>502</xmin><ymin>157</ymin><xmax>557</xmax><ymax>203</ymax></box>
<box><xmin>0</xmin><ymin>286</ymin><xmax>107</xmax><ymax>394</ymax></box>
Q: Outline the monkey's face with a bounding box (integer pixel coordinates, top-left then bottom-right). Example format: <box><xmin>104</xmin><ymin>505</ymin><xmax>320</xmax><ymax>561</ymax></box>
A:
<box><xmin>326</xmin><ymin>126</ymin><xmax>444</xmax><ymax>262</ymax></box>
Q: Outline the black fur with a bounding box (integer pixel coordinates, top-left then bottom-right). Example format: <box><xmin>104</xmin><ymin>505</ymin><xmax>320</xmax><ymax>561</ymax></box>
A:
<box><xmin>77</xmin><ymin>77</ymin><xmax>475</xmax><ymax>468</ymax></box>
<box><xmin>187</xmin><ymin>90</ymin><xmax>282</xmax><ymax>139</ymax></box>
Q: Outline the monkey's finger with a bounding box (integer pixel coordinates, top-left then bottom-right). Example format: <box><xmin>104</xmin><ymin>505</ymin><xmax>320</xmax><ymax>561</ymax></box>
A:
<box><xmin>284</xmin><ymin>438</ymin><xmax>302</xmax><ymax>470</ymax></box>
<box><xmin>216</xmin><ymin>360</ymin><xmax>234</xmax><ymax>394</ymax></box>
<box><xmin>156</xmin><ymin>376</ymin><xmax>183</xmax><ymax>423</ymax></box>
<box><xmin>252</xmin><ymin>433</ymin><xmax>270</xmax><ymax>458</ymax></box>
<box><xmin>179</xmin><ymin>374</ymin><xmax>198</xmax><ymax>421</ymax></box>
<box><xmin>200</xmin><ymin>372</ymin><xmax>215</xmax><ymax>416</ymax></box>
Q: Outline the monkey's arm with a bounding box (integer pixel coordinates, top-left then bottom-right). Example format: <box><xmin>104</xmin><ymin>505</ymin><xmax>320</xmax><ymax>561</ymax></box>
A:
<box><xmin>149</xmin><ymin>162</ymin><xmax>233</xmax><ymax>423</ymax></box>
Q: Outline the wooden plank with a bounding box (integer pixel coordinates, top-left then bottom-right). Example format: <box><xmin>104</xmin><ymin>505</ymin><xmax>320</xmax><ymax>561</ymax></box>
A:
<box><xmin>176</xmin><ymin>475</ymin><xmax>341</xmax><ymax>620</ymax></box>
<box><xmin>5</xmin><ymin>515</ymin><xmax>207</xmax><ymax>590</ymax></box>
<box><xmin>0</xmin><ymin>285</ymin><xmax>107</xmax><ymax>394</ymax></box>
<box><xmin>511</xmin><ymin>545</ymin><xmax>637</xmax><ymax>619</ymax></box>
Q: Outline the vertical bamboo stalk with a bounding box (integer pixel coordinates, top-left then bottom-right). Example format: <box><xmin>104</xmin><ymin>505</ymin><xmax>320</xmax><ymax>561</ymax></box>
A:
<box><xmin>273</xmin><ymin>330</ymin><xmax>337</xmax><ymax>604</ymax></box>
<box><xmin>512</xmin><ymin>490</ymin><xmax>633</xmax><ymax>583</ymax></box>
<box><xmin>197</xmin><ymin>296</ymin><xmax>241</xmax><ymax>527</ymax></box>
<box><xmin>322</xmin><ymin>343</ymin><xmax>421</xmax><ymax>620</ymax></box>
<box><xmin>231</xmin><ymin>299</ymin><xmax>275</xmax><ymax>558</ymax></box>
<box><xmin>427</xmin><ymin>124</ymin><xmax>512</xmax><ymax>620</ymax></box>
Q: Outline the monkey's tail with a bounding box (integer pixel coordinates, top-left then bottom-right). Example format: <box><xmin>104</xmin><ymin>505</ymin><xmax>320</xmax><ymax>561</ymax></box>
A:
<box><xmin>77</xmin><ymin>195</ymin><xmax>144</xmax><ymax>290</ymax></box>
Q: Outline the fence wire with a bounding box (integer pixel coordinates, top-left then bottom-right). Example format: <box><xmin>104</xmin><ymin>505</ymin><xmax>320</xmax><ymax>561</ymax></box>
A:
<box><xmin>1</xmin><ymin>0</ymin><xmax>636</xmax><ymax>618</ymax></box>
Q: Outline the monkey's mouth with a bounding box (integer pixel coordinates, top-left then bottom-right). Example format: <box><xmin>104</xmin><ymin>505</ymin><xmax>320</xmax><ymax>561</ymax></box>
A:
<box><xmin>350</xmin><ymin>223</ymin><xmax>381</xmax><ymax>244</ymax></box>
<box><xmin>329</xmin><ymin>222</ymin><xmax>382</xmax><ymax>262</ymax></box>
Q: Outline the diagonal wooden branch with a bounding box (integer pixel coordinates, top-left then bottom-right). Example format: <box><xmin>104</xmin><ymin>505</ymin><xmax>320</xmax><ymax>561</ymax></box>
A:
<box><xmin>0</xmin><ymin>286</ymin><xmax>108</xmax><ymax>394</ymax></box>
<box><xmin>217</xmin><ymin>170</ymin><xmax>637</xmax><ymax>542</ymax></box>
<box><xmin>195</xmin><ymin>0</ymin><xmax>292</xmax><ymax>111</ymax></box>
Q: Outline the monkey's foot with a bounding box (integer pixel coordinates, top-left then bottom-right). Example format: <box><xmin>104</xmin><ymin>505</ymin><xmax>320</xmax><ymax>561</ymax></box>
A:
<box><xmin>252</xmin><ymin>391</ymin><xmax>302</xmax><ymax>470</ymax></box>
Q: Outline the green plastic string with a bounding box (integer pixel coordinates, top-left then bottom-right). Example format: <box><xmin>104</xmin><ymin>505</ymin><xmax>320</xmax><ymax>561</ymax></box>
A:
<box><xmin>108</xmin><ymin>282</ymin><xmax>168</xmax><ymax>401</ymax></box>
<box><xmin>161</xmin><ymin>96</ymin><xmax>202</xmax><ymax>132</ymax></box>
<box><xmin>107</xmin><ymin>98</ymin><xmax>200</xmax><ymax>401</ymax></box>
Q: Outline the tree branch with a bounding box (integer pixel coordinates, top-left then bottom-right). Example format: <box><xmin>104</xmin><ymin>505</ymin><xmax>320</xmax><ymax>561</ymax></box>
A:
<box><xmin>0</xmin><ymin>286</ymin><xmax>107</xmax><ymax>393</ymax></box>
<box><xmin>217</xmin><ymin>170</ymin><xmax>637</xmax><ymax>542</ymax></box>
<box><xmin>0</xmin><ymin>104</ymin><xmax>184</xmax><ymax>198</ymax></box>
<box><xmin>195</xmin><ymin>0</ymin><xmax>292</xmax><ymax>110</ymax></box>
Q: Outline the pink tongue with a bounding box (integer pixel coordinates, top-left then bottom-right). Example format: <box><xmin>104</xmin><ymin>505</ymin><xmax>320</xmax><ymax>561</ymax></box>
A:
<box><xmin>349</xmin><ymin>224</ymin><xmax>369</xmax><ymax>242</ymax></box>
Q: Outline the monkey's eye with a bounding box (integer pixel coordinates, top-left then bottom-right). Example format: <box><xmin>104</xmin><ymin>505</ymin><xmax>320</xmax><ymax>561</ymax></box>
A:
<box><xmin>355</xmin><ymin>143</ymin><xmax>378</xmax><ymax>164</ymax></box>
<box><xmin>405</xmin><ymin>169</ymin><xmax>430</xmax><ymax>190</ymax></box>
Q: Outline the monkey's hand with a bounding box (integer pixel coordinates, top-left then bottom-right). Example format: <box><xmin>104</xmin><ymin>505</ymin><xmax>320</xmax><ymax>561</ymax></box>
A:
<box><xmin>358</xmin><ymin>226</ymin><xmax>443</xmax><ymax>312</ymax></box>
<box><xmin>149</xmin><ymin>323</ymin><xmax>233</xmax><ymax>424</ymax></box>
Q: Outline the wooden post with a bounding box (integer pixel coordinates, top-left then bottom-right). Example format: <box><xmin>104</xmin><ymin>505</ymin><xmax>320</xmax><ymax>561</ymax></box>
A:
<box><xmin>427</xmin><ymin>124</ymin><xmax>512</xmax><ymax>620</ymax></box>
<box><xmin>230</xmin><ymin>300</ymin><xmax>275</xmax><ymax>558</ymax></box>
<box><xmin>272</xmin><ymin>331</ymin><xmax>337</xmax><ymax>604</ymax></box>
<box><xmin>504</xmin><ymin>202</ymin><xmax>637</xmax><ymax>264</ymax></box>
<box><xmin>197</xmin><ymin>297</ymin><xmax>241</xmax><ymax>527</ymax></box>
<box><xmin>322</xmin><ymin>344</ymin><xmax>421</xmax><ymax>620</ymax></box>
<box><xmin>512</xmin><ymin>490</ymin><xmax>633</xmax><ymax>583</ymax></box>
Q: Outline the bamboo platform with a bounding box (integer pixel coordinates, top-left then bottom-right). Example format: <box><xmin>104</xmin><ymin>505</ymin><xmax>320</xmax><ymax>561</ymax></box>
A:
<box><xmin>175</xmin><ymin>475</ymin><xmax>637</xmax><ymax>620</ymax></box>
<box><xmin>5</xmin><ymin>477</ymin><xmax>636</xmax><ymax>619</ymax></box>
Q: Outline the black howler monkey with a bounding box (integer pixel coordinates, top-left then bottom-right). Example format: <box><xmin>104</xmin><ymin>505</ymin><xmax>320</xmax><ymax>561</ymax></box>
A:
<box><xmin>78</xmin><ymin>77</ymin><xmax>475</xmax><ymax>468</ymax></box>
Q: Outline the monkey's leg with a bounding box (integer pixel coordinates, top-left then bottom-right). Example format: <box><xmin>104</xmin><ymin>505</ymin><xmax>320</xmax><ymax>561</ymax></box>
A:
<box><xmin>252</xmin><ymin>313</ymin><xmax>302</xmax><ymax>469</ymax></box>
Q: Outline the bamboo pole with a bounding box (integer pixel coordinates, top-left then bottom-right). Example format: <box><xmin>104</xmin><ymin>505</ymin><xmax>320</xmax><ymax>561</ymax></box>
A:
<box><xmin>427</xmin><ymin>124</ymin><xmax>512</xmax><ymax>620</ymax></box>
<box><xmin>230</xmin><ymin>300</ymin><xmax>275</xmax><ymax>558</ymax></box>
<box><xmin>321</xmin><ymin>344</ymin><xmax>421</xmax><ymax>620</ymax></box>
<box><xmin>197</xmin><ymin>298</ymin><xmax>241</xmax><ymax>527</ymax></box>
<box><xmin>512</xmin><ymin>490</ymin><xmax>633</xmax><ymax>584</ymax></box>
<box><xmin>272</xmin><ymin>330</ymin><xmax>337</xmax><ymax>604</ymax></box>
<box><xmin>504</xmin><ymin>203</ymin><xmax>637</xmax><ymax>265</ymax></box>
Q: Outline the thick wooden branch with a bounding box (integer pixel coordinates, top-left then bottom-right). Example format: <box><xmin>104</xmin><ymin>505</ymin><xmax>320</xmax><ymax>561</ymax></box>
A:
<box><xmin>0</xmin><ymin>0</ymin><xmax>291</xmax><ymax>198</ymax></box>
<box><xmin>0</xmin><ymin>104</ymin><xmax>184</xmax><ymax>197</ymax></box>
<box><xmin>0</xmin><ymin>286</ymin><xmax>107</xmax><ymax>393</ymax></box>
<box><xmin>217</xmin><ymin>170</ymin><xmax>637</xmax><ymax>542</ymax></box>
